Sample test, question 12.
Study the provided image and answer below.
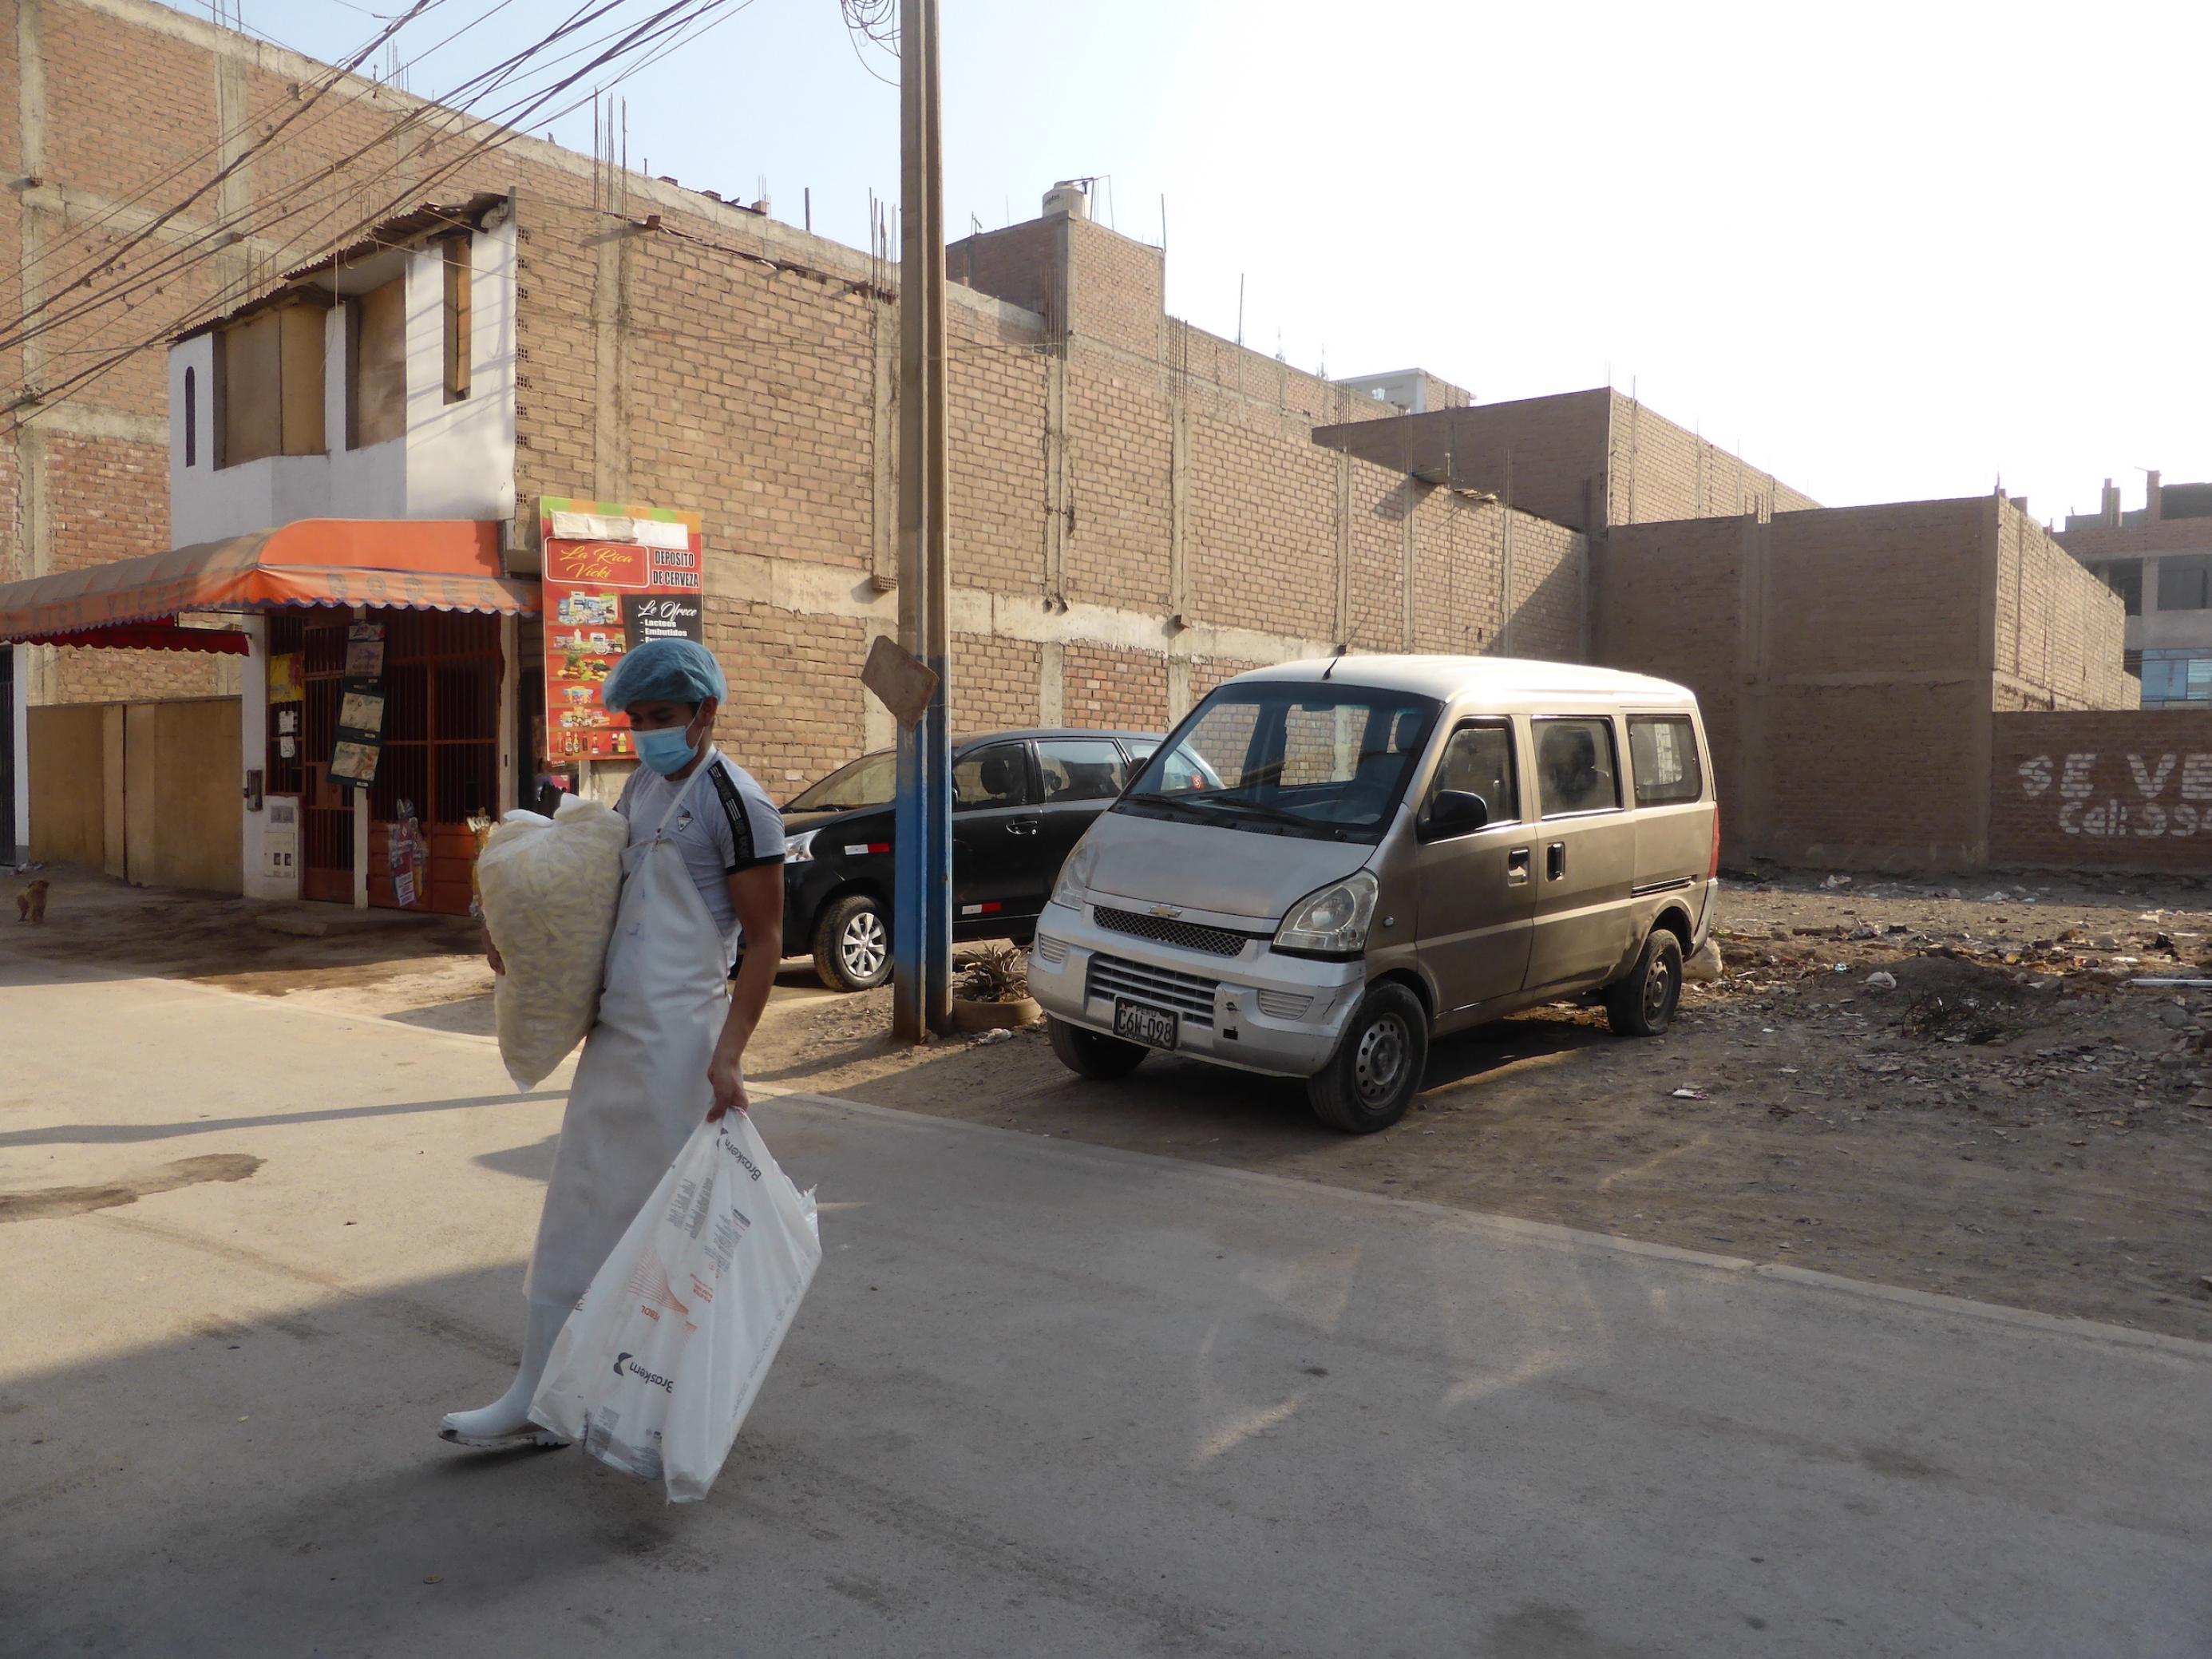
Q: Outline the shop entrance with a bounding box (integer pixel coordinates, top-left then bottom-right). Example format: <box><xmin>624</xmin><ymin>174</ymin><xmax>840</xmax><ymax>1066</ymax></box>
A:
<box><xmin>267</xmin><ymin>608</ymin><xmax>503</xmax><ymax>913</ymax></box>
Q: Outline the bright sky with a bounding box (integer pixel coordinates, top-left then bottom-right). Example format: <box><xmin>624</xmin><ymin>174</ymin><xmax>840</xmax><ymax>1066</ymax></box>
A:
<box><xmin>239</xmin><ymin>0</ymin><xmax>2212</xmax><ymax>525</ymax></box>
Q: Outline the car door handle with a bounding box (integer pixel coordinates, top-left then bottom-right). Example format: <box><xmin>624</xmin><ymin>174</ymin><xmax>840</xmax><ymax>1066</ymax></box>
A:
<box><xmin>1506</xmin><ymin>847</ymin><xmax>1531</xmax><ymax>886</ymax></box>
<box><xmin>1546</xmin><ymin>841</ymin><xmax>1566</xmax><ymax>881</ymax></box>
<box><xmin>1006</xmin><ymin>819</ymin><xmax>1039</xmax><ymax>836</ymax></box>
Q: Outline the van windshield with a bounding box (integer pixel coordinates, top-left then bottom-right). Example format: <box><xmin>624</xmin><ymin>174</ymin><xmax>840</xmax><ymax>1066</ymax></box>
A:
<box><xmin>1121</xmin><ymin>683</ymin><xmax>1439</xmax><ymax>843</ymax></box>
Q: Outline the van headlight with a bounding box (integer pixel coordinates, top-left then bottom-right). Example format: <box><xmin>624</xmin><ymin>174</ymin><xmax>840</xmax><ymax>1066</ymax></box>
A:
<box><xmin>1051</xmin><ymin>835</ymin><xmax>1098</xmax><ymax>910</ymax></box>
<box><xmin>785</xmin><ymin>829</ymin><xmax>817</xmax><ymax>863</ymax></box>
<box><xmin>1274</xmin><ymin>869</ymin><xmax>1378</xmax><ymax>956</ymax></box>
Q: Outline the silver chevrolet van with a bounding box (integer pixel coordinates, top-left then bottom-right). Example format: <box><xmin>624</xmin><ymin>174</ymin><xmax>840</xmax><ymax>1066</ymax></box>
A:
<box><xmin>1029</xmin><ymin>656</ymin><xmax>1719</xmax><ymax>1133</ymax></box>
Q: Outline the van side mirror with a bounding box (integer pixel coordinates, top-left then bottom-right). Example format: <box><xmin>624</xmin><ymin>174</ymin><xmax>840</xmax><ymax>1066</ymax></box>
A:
<box><xmin>1425</xmin><ymin>790</ymin><xmax>1489</xmax><ymax>837</ymax></box>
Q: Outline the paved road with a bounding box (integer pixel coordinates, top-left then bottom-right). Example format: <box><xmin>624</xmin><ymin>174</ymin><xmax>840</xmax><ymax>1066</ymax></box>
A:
<box><xmin>3</xmin><ymin>946</ymin><xmax>2207</xmax><ymax>1657</ymax></box>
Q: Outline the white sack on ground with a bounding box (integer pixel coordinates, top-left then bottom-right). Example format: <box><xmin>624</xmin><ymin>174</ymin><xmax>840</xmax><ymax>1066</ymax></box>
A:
<box><xmin>477</xmin><ymin>795</ymin><xmax>628</xmax><ymax>1088</ymax></box>
<box><xmin>530</xmin><ymin>1114</ymin><xmax>821</xmax><ymax>1503</ymax></box>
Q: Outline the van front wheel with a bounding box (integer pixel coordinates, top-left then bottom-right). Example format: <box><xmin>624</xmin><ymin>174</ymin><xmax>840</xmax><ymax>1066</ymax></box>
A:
<box><xmin>1047</xmin><ymin>1016</ymin><xmax>1150</xmax><ymax>1080</ymax></box>
<box><xmin>1307</xmin><ymin>983</ymin><xmax>1428</xmax><ymax>1134</ymax></box>
<box><xmin>1605</xmin><ymin>929</ymin><xmax>1683</xmax><ymax>1037</ymax></box>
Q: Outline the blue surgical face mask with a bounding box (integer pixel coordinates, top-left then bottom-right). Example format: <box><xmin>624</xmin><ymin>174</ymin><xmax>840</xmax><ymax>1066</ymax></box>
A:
<box><xmin>633</xmin><ymin>724</ymin><xmax>698</xmax><ymax>777</ymax></box>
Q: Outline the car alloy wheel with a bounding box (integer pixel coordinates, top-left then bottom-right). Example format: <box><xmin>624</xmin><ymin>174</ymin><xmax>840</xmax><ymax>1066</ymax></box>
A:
<box><xmin>841</xmin><ymin>909</ymin><xmax>888</xmax><ymax>981</ymax></box>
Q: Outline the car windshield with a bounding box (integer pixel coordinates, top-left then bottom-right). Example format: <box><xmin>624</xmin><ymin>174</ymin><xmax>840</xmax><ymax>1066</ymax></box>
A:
<box><xmin>785</xmin><ymin>750</ymin><xmax>896</xmax><ymax>812</ymax></box>
<box><xmin>1122</xmin><ymin>683</ymin><xmax>1439</xmax><ymax>841</ymax></box>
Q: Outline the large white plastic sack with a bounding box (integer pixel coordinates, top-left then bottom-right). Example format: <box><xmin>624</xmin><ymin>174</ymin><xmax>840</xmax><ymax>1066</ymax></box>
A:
<box><xmin>477</xmin><ymin>795</ymin><xmax>628</xmax><ymax>1087</ymax></box>
<box><xmin>530</xmin><ymin>1114</ymin><xmax>821</xmax><ymax>1502</ymax></box>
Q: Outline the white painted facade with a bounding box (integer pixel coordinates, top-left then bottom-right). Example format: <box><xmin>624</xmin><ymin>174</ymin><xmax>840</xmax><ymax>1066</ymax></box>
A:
<box><xmin>167</xmin><ymin>213</ymin><xmax>518</xmax><ymax>544</ymax></box>
<box><xmin>164</xmin><ymin>209</ymin><xmax>520</xmax><ymax>905</ymax></box>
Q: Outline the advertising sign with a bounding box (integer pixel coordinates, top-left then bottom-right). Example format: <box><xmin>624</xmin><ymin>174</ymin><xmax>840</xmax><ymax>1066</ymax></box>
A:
<box><xmin>540</xmin><ymin>497</ymin><xmax>706</xmax><ymax>762</ymax></box>
<box><xmin>333</xmin><ymin>622</ymin><xmax>386</xmax><ymax>790</ymax></box>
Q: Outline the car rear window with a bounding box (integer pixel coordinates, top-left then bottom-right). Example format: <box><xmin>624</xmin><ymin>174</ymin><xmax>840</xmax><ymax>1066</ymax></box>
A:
<box><xmin>1628</xmin><ymin>715</ymin><xmax>1703</xmax><ymax>806</ymax></box>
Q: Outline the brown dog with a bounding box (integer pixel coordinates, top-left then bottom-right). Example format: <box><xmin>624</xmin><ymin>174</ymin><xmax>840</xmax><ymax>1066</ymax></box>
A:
<box><xmin>16</xmin><ymin>879</ymin><xmax>48</xmax><ymax>924</ymax></box>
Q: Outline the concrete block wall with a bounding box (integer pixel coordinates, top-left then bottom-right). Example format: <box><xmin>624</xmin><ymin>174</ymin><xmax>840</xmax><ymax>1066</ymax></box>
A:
<box><xmin>1607</xmin><ymin>394</ymin><xmax>1820</xmax><ymax>526</ymax></box>
<box><xmin>1597</xmin><ymin>497</ymin><xmax>2134</xmax><ymax>871</ymax></box>
<box><xmin>508</xmin><ymin>192</ymin><xmax>1593</xmax><ymax>793</ymax></box>
<box><xmin>1989</xmin><ymin>711</ymin><xmax>2212</xmax><ymax>872</ymax></box>
<box><xmin>1990</xmin><ymin>499</ymin><xmax>2136</xmax><ymax>711</ymax></box>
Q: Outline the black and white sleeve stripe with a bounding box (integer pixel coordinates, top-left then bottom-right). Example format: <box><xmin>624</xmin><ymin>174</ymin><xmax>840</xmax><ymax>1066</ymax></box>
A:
<box><xmin>710</xmin><ymin>762</ymin><xmax>784</xmax><ymax>873</ymax></box>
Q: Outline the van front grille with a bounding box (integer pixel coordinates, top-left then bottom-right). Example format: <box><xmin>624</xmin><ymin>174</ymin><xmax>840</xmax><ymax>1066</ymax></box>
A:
<box><xmin>1088</xmin><ymin>952</ymin><xmax>1218</xmax><ymax>1027</ymax></box>
<box><xmin>1093</xmin><ymin>905</ymin><xmax>1256</xmax><ymax>958</ymax></box>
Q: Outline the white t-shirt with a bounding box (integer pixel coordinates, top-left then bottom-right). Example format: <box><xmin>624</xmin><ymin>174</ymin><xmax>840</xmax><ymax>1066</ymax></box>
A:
<box><xmin>616</xmin><ymin>753</ymin><xmax>786</xmax><ymax>962</ymax></box>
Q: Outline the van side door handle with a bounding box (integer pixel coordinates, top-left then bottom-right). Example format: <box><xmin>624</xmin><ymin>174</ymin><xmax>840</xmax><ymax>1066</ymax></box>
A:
<box><xmin>1506</xmin><ymin>847</ymin><xmax>1531</xmax><ymax>886</ymax></box>
<box><xmin>1546</xmin><ymin>841</ymin><xmax>1566</xmax><ymax>881</ymax></box>
<box><xmin>1006</xmin><ymin>818</ymin><xmax>1039</xmax><ymax>837</ymax></box>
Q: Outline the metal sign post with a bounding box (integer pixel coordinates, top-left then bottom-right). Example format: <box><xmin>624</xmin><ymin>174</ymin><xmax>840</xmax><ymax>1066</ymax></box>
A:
<box><xmin>892</xmin><ymin>0</ymin><xmax>952</xmax><ymax>1041</ymax></box>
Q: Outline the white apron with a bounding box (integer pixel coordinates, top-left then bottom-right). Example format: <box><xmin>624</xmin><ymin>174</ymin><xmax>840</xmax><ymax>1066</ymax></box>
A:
<box><xmin>524</xmin><ymin>754</ymin><xmax>732</xmax><ymax>1313</ymax></box>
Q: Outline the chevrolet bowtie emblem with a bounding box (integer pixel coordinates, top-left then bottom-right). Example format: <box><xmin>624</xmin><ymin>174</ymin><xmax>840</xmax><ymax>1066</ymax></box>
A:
<box><xmin>1148</xmin><ymin>905</ymin><xmax>1182</xmax><ymax>919</ymax></box>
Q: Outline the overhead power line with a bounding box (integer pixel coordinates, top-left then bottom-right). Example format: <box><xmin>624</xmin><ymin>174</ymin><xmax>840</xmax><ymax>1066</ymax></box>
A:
<box><xmin>3</xmin><ymin>0</ymin><xmax>755</xmax><ymax>430</ymax></box>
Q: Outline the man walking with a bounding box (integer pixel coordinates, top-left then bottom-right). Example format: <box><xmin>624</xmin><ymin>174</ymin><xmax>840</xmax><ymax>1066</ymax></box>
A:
<box><xmin>441</xmin><ymin>637</ymin><xmax>785</xmax><ymax>1449</ymax></box>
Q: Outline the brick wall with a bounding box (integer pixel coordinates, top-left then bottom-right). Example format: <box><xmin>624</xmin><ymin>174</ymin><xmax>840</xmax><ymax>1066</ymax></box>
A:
<box><xmin>1991</xmin><ymin>500</ymin><xmax>2136</xmax><ymax>711</ymax></box>
<box><xmin>1990</xmin><ymin>711</ymin><xmax>2212</xmax><ymax>873</ymax></box>
<box><xmin>1597</xmin><ymin>497</ymin><xmax>2133</xmax><ymax>870</ymax></box>
<box><xmin>1607</xmin><ymin>394</ymin><xmax>1820</xmax><ymax>525</ymax></box>
<box><xmin>6</xmin><ymin>1</ymin><xmax>1588</xmax><ymax>816</ymax></box>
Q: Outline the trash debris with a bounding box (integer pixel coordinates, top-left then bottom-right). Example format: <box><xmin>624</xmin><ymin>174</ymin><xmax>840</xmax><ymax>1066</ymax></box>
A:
<box><xmin>1821</xmin><ymin>874</ymin><xmax>1852</xmax><ymax>889</ymax></box>
<box><xmin>1669</xmin><ymin>1087</ymin><xmax>1708</xmax><ymax>1100</ymax></box>
<box><xmin>1683</xmin><ymin>939</ymin><xmax>1725</xmax><ymax>983</ymax></box>
<box><xmin>970</xmin><ymin>1027</ymin><xmax>1016</xmax><ymax>1046</ymax></box>
<box><xmin>1865</xmin><ymin>971</ymin><xmax>1898</xmax><ymax>989</ymax></box>
<box><xmin>1832</xmin><ymin>964</ymin><xmax>1850</xmax><ymax>974</ymax></box>
<box><xmin>2131</xmin><ymin>979</ymin><xmax>2212</xmax><ymax>990</ymax></box>
<box><xmin>1981</xmin><ymin>890</ymin><xmax>2010</xmax><ymax>903</ymax></box>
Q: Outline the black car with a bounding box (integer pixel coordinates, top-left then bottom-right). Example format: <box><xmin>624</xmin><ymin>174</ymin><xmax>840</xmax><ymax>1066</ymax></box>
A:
<box><xmin>782</xmin><ymin>728</ymin><xmax>1169</xmax><ymax>991</ymax></box>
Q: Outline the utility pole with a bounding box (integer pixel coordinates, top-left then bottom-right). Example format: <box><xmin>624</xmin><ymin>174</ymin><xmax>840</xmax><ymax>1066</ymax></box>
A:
<box><xmin>892</xmin><ymin>0</ymin><xmax>952</xmax><ymax>1041</ymax></box>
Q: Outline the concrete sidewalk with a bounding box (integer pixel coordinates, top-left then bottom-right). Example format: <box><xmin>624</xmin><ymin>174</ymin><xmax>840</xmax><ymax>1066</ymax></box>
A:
<box><xmin>2</xmin><ymin>949</ymin><xmax>2207</xmax><ymax>1657</ymax></box>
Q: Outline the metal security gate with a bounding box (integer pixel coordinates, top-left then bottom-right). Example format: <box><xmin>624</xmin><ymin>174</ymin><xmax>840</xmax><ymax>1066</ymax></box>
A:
<box><xmin>266</xmin><ymin>607</ymin><xmax>501</xmax><ymax>912</ymax></box>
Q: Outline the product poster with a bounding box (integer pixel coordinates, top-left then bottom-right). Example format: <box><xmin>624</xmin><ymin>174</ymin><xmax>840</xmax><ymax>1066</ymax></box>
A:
<box><xmin>388</xmin><ymin>798</ymin><xmax>427</xmax><ymax>910</ymax></box>
<box><xmin>539</xmin><ymin>497</ymin><xmax>705</xmax><ymax>762</ymax></box>
<box><xmin>338</xmin><ymin>690</ymin><xmax>386</xmax><ymax>734</ymax></box>
<box><xmin>344</xmin><ymin>623</ymin><xmax>386</xmax><ymax>679</ymax></box>
<box><xmin>334</xmin><ymin>622</ymin><xmax>386</xmax><ymax>790</ymax></box>
<box><xmin>330</xmin><ymin>740</ymin><xmax>380</xmax><ymax>786</ymax></box>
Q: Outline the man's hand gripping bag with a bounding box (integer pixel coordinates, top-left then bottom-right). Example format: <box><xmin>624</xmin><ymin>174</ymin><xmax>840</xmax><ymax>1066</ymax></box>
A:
<box><xmin>529</xmin><ymin>1115</ymin><xmax>821</xmax><ymax>1501</ymax></box>
<box><xmin>476</xmin><ymin>796</ymin><xmax>628</xmax><ymax>1088</ymax></box>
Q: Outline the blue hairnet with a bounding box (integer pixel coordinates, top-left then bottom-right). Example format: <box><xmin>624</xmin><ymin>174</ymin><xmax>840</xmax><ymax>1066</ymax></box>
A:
<box><xmin>602</xmin><ymin>636</ymin><xmax>727</xmax><ymax>712</ymax></box>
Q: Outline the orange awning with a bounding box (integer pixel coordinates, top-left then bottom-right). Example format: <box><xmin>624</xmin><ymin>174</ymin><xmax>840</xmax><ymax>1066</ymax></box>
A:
<box><xmin>0</xmin><ymin>520</ymin><xmax>538</xmax><ymax>643</ymax></box>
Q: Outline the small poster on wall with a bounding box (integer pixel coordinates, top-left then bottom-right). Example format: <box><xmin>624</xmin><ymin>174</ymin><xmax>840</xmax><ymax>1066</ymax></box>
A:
<box><xmin>539</xmin><ymin>497</ymin><xmax>705</xmax><ymax>762</ymax></box>
<box><xmin>267</xmin><ymin>652</ymin><xmax>304</xmax><ymax>703</ymax></box>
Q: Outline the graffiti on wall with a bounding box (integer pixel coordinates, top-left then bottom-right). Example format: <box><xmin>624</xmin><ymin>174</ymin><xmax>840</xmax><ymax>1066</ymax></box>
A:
<box><xmin>2016</xmin><ymin>751</ymin><xmax>2212</xmax><ymax>837</ymax></box>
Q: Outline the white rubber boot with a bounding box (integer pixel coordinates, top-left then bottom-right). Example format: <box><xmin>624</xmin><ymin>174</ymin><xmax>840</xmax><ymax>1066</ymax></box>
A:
<box><xmin>438</xmin><ymin>1299</ymin><xmax>572</xmax><ymax>1449</ymax></box>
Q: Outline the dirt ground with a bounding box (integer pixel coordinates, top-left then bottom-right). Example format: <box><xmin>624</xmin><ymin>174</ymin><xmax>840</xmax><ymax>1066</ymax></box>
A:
<box><xmin>9</xmin><ymin>861</ymin><xmax>2210</xmax><ymax>1339</ymax></box>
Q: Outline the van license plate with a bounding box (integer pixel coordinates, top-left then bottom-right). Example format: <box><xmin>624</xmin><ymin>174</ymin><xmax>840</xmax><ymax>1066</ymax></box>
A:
<box><xmin>1114</xmin><ymin>1000</ymin><xmax>1178</xmax><ymax>1051</ymax></box>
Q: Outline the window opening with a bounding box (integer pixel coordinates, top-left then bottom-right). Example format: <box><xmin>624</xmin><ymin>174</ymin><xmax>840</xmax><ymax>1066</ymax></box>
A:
<box><xmin>443</xmin><ymin>236</ymin><xmax>473</xmax><ymax>403</ymax></box>
<box><xmin>347</xmin><ymin>276</ymin><xmax>408</xmax><ymax>449</ymax></box>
